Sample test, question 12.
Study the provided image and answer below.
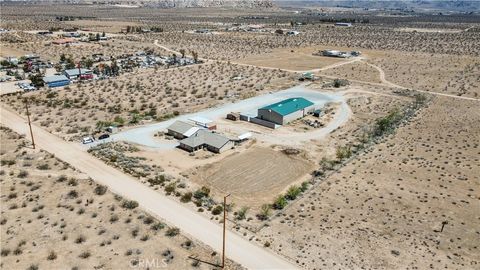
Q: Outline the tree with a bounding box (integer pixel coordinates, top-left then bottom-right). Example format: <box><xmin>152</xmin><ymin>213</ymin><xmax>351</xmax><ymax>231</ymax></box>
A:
<box><xmin>273</xmin><ymin>195</ymin><xmax>287</xmax><ymax>209</ymax></box>
<box><xmin>179</xmin><ymin>49</ymin><xmax>186</xmax><ymax>59</ymax></box>
<box><xmin>102</xmin><ymin>31</ymin><xmax>106</xmax><ymax>37</ymax></box>
<box><xmin>285</xmin><ymin>185</ymin><xmax>301</xmax><ymax>200</ymax></box>
<box><xmin>60</xmin><ymin>53</ymin><xmax>66</xmax><ymax>62</ymax></box>
<box><xmin>191</xmin><ymin>50</ymin><xmax>198</xmax><ymax>63</ymax></box>
<box><xmin>172</xmin><ymin>53</ymin><xmax>177</xmax><ymax>64</ymax></box>
<box><xmin>28</xmin><ymin>73</ymin><xmax>44</xmax><ymax>87</ymax></box>
<box><xmin>95</xmin><ymin>33</ymin><xmax>100</xmax><ymax>41</ymax></box>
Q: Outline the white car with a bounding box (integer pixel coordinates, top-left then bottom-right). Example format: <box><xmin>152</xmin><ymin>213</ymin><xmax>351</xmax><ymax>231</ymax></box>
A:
<box><xmin>82</xmin><ymin>137</ymin><xmax>94</xmax><ymax>144</ymax></box>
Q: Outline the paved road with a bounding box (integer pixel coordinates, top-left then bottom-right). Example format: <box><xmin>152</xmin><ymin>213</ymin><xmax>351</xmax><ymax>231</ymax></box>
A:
<box><xmin>0</xmin><ymin>107</ymin><xmax>298</xmax><ymax>270</ymax></box>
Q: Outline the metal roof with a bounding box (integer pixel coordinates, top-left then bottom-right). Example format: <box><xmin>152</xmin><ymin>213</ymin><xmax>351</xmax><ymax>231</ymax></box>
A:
<box><xmin>180</xmin><ymin>130</ymin><xmax>230</xmax><ymax>149</ymax></box>
<box><xmin>43</xmin><ymin>75</ymin><xmax>69</xmax><ymax>83</ymax></box>
<box><xmin>259</xmin><ymin>97</ymin><xmax>314</xmax><ymax>116</ymax></box>
<box><xmin>167</xmin><ymin>121</ymin><xmax>196</xmax><ymax>135</ymax></box>
<box><xmin>64</xmin><ymin>68</ymin><xmax>92</xmax><ymax>77</ymax></box>
<box><xmin>189</xmin><ymin>116</ymin><xmax>213</xmax><ymax>125</ymax></box>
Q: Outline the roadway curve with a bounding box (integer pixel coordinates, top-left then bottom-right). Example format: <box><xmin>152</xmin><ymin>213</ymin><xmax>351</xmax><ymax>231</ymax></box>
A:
<box><xmin>0</xmin><ymin>107</ymin><xmax>298</xmax><ymax>270</ymax></box>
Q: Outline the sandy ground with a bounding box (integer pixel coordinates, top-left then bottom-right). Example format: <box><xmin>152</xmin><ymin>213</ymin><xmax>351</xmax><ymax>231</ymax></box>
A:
<box><xmin>257</xmin><ymin>96</ymin><xmax>480</xmax><ymax>269</ymax></box>
<box><xmin>0</xmin><ymin>127</ymin><xmax>241</xmax><ymax>270</ymax></box>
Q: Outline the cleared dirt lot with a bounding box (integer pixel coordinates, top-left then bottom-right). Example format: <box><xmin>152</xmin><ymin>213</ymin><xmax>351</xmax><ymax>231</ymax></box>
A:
<box><xmin>236</xmin><ymin>47</ymin><xmax>346</xmax><ymax>71</ymax></box>
<box><xmin>190</xmin><ymin>147</ymin><xmax>314</xmax><ymax>208</ymax></box>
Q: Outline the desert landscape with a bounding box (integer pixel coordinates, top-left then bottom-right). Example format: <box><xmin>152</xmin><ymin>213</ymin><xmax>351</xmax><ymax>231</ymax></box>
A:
<box><xmin>1</xmin><ymin>0</ymin><xmax>479</xmax><ymax>269</ymax></box>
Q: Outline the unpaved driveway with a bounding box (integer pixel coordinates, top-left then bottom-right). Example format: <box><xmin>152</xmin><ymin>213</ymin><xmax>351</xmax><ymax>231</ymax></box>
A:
<box><xmin>0</xmin><ymin>107</ymin><xmax>298</xmax><ymax>270</ymax></box>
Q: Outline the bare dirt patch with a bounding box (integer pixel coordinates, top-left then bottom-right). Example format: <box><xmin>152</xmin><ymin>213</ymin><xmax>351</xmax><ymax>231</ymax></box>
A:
<box><xmin>190</xmin><ymin>147</ymin><xmax>314</xmax><ymax>209</ymax></box>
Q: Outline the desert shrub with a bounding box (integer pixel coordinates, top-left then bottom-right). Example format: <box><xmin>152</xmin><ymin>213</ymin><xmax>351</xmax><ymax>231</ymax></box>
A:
<box><xmin>27</xmin><ymin>264</ymin><xmax>39</xmax><ymax>270</ymax></box>
<box><xmin>151</xmin><ymin>222</ymin><xmax>166</xmax><ymax>231</ymax></box>
<box><xmin>165</xmin><ymin>183</ymin><xmax>176</xmax><ymax>194</ymax></box>
<box><xmin>285</xmin><ymin>185</ymin><xmax>301</xmax><ymax>200</ymax></box>
<box><xmin>147</xmin><ymin>175</ymin><xmax>165</xmax><ymax>185</ymax></box>
<box><xmin>193</xmin><ymin>186</ymin><xmax>210</xmax><ymax>199</ymax></box>
<box><xmin>94</xmin><ymin>185</ymin><xmax>108</xmax><ymax>195</ymax></box>
<box><xmin>1</xmin><ymin>159</ymin><xmax>15</xmax><ymax>166</ymax></box>
<box><xmin>211</xmin><ymin>205</ymin><xmax>223</xmax><ymax>215</ymax></box>
<box><xmin>110</xmin><ymin>214</ymin><xmax>119</xmax><ymax>223</ymax></box>
<box><xmin>56</xmin><ymin>175</ymin><xmax>67</xmax><ymax>182</ymax></box>
<box><xmin>165</xmin><ymin>227</ymin><xmax>180</xmax><ymax>237</ymax></box>
<box><xmin>75</xmin><ymin>235</ymin><xmax>86</xmax><ymax>244</ymax></box>
<box><xmin>1</xmin><ymin>248</ymin><xmax>10</xmax><ymax>256</ymax></box>
<box><xmin>143</xmin><ymin>216</ymin><xmax>154</xmax><ymax>225</ymax></box>
<box><xmin>122</xmin><ymin>200</ymin><xmax>139</xmax><ymax>209</ymax></box>
<box><xmin>180</xmin><ymin>192</ymin><xmax>192</xmax><ymax>203</ymax></box>
<box><xmin>36</xmin><ymin>164</ymin><xmax>50</xmax><ymax>170</ymax></box>
<box><xmin>373</xmin><ymin>109</ymin><xmax>402</xmax><ymax>136</ymax></box>
<box><xmin>336</xmin><ymin>146</ymin><xmax>352</xmax><ymax>160</ymax></box>
<box><xmin>273</xmin><ymin>195</ymin><xmax>287</xmax><ymax>209</ymax></box>
<box><xmin>257</xmin><ymin>204</ymin><xmax>271</xmax><ymax>220</ymax></box>
<box><xmin>17</xmin><ymin>170</ymin><xmax>28</xmax><ymax>178</ymax></box>
<box><xmin>79</xmin><ymin>251</ymin><xmax>91</xmax><ymax>259</ymax></box>
<box><xmin>236</xmin><ymin>206</ymin><xmax>249</xmax><ymax>220</ymax></box>
<box><xmin>333</xmin><ymin>78</ymin><xmax>349</xmax><ymax>88</ymax></box>
<box><xmin>140</xmin><ymin>235</ymin><xmax>149</xmax><ymax>241</ymax></box>
<box><xmin>13</xmin><ymin>247</ymin><xmax>22</xmax><ymax>255</ymax></box>
<box><xmin>67</xmin><ymin>190</ymin><xmax>78</xmax><ymax>198</ymax></box>
<box><xmin>300</xmin><ymin>181</ymin><xmax>309</xmax><ymax>192</ymax></box>
<box><xmin>47</xmin><ymin>251</ymin><xmax>57</xmax><ymax>260</ymax></box>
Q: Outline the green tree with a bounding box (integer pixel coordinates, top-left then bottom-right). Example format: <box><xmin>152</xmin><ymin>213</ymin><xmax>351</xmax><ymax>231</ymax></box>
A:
<box><xmin>273</xmin><ymin>195</ymin><xmax>287</xmax><ymax>209</ymax></box>
<box><xmin>285</xmin><ymin>185</ymin><xmax>301</xmax><ymax>200</ymax></box>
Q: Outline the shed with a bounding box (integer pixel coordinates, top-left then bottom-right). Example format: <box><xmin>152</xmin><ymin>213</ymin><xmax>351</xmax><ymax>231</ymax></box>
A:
<box><xmin>189</xmin><ymin>116</ymin><xmax>216</xmax><ymax>130</ymax></box>
<box><xmin>64</xmin><ymin>68</ymin><xmax>93</xmax><ymax>80</ymax></box>
<box><xmin>43</xmin><ymin>75</ymin><xmax>70</xmax><ymax>88</ymax></box>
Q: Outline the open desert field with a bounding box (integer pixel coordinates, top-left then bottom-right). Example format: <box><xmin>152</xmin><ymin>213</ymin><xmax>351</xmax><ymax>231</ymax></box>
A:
<box><xmin>257</xmin><ymin>96</ymin><xmax>480</xmax><ymax>269</ymax></box>
<box><xmin>190</xmin><ymin>147</ymin><xmax>314</xmax><ymax>208</ymax></box>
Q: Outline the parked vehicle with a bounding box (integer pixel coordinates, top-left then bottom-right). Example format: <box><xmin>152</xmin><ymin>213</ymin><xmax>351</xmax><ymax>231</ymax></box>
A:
<box><xmin>82</xmin><ymin>137</ymin><xmax>94</xmax><ymax>144</ymax></box>
<box><xmin>98</xmin><ymin>134</ymin><xmax>110</xmax><ymax>140</ymax></box>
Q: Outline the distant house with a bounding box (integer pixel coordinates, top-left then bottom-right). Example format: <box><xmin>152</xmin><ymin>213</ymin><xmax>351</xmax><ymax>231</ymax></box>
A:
<box><xmin>179</xmin><ymin>129</ymin><xmax>233</xmax><ymax>153</ymax></box>
<box><xmin>43</xmin><ymin>75</ymin><xmax>70</xmax><ymax>88</ymax></box>
<box><xmin>64</xmin><ymin>68</ymin><xmax>93</xmax><ymax>80</ymax></box>
<box><xmin>62</xmin><ymin>32</ymin><xmax>81</xmax><ymax>38</ymax></box>
<box><xmin>167</xmin><ymin>121</ymin><xmax>200</xmax><ymax>139</ymax></box>
<box><xmin>258</xmin><ymin>97</ymin><xmax>315</xmax><ymax>125</ymax></box>
<box><xmin>335</xmin><ymin>22</ymin><xmax>352</xmax><ymax>27</ymax></box>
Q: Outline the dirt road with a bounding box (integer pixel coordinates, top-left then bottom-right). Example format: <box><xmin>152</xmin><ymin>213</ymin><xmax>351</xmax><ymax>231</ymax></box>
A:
<box><xmin>0</xmin><ymin>107</ymin><xmax>298</xmax><ymax>270</ymax></box>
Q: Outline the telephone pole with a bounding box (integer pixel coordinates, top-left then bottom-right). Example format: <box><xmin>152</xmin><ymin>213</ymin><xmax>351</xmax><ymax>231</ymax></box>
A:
<box><xmin>24</xmin><ymin>99</ymin><xmax>35</xmax><ymax>149</ymax></box>
<box><xmin>222</xmin><ymin>193</ymin><xmax>231</xmax><ymax>269</ymax></box>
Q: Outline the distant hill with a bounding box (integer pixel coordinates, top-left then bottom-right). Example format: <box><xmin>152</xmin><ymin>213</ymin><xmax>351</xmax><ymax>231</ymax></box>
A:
<box><xmin>0</xmin><ymin>0</ymin><xmax>274</xmax><ymax>8</ymax></box>
<box><xmin>274</xmin><ymin>0</ymin><xmax>480</xmax><ymax>13</ymax></box>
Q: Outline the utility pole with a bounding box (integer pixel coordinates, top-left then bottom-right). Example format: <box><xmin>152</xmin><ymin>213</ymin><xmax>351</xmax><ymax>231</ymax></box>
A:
<box><xmin>24</xmin><ymin>99</ymin><xmax>35</xmax><ymax>149</ymax></box>
<box><xmin>222</xmin><ymin>193</ymin><xmax>231</xmax><ymax>269</ymax></box>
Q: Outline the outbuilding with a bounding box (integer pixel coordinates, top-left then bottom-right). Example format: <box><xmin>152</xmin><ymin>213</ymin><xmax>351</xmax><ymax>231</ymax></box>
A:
<box><xmin>257</xmin><ymin>97</ymin><xmax>315</xmax><ymax>125</ymax></box>
<box><xmin>167</xmin><ymin>121</ymin><xmax>200</xmax><ymax>139</ymax></box>
<box><xmin>64</xmin><ymin>68</ymin><xmax>93</xmax><ymax>80</ymax></box>
<box><xmin>43</xmin><ymin>75</ymin><xmax>70</xmax><ymax>88</ymax></box>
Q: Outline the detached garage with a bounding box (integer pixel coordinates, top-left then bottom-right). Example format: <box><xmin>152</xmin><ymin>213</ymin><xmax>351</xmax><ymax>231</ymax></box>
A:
<box><xmin>258</xmin><ymin>97</ymin><xmax>315</xmax><ymax>125</ymax></box>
